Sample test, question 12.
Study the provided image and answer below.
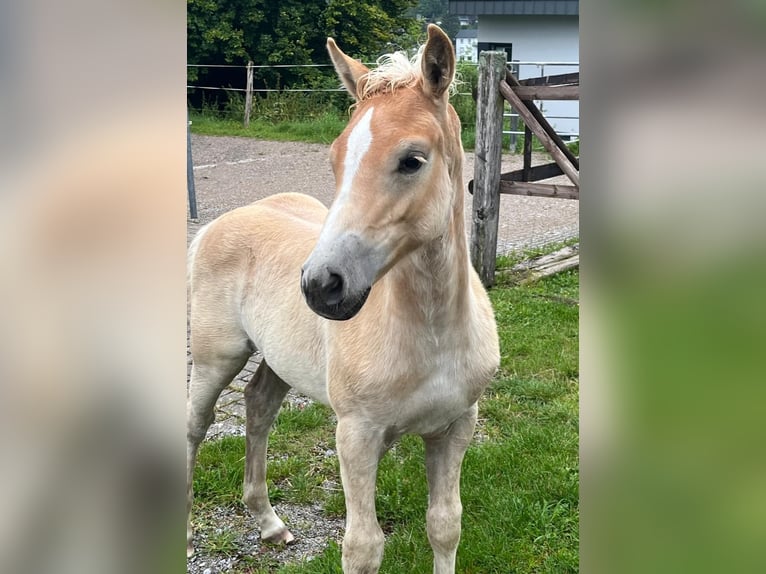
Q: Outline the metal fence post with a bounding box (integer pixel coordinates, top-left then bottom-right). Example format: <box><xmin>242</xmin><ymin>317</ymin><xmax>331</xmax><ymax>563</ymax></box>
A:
<box><xmin>187</xmin><ymin>111</ymin><xmax>198</xmax><ymax>221</ymax></box>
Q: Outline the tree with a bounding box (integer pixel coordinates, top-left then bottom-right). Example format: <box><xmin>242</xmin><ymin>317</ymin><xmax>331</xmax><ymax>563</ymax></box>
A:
<box><xmin>187</xmin><ymin>0</ymin><xmax>419</xmax><ymax>87</ymax></box>
<box><xmin>410</xmin><ymin>0</ymin><xmax>461</xmax><ymax>39</ymax></box>
<box><xmin>322</xmin><ymin>0</ymin><xmax>420</xmax><ymax>58</ymax></box>
<box><xmin>187</xmin><ymin>0</ymin><xmax>255</xmax><ymax>83</ymax></box>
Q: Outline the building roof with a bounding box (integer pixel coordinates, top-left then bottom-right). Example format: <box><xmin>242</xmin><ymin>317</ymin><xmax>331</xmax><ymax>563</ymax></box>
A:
<box><xmin>449</xmin><ymin>1</ymin><xmax>579</xmax><ymax>16</ymax></box>
<box><xmin>455</xmin><ymin>29</ymin><xmax>478</xmax><ymax>39</ymax></box>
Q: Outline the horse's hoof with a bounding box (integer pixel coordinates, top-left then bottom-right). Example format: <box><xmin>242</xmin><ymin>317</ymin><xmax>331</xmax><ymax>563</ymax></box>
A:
<box><xmin>262</xmin><ymin>528</ymin><xmax>295</xmax><ymax>546</ymax></box>
<box><xmin>187</xmin><ymin>542</ymin><xmax>195</xmax><ymax>558</ymax></box>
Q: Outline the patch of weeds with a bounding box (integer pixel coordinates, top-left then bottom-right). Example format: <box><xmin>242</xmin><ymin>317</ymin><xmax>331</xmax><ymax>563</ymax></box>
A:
<box><xmin>195</xmin><ymin>436</ymin><xmax>247</xmax><ymax>506</ymax></box>
<box><xmin>201</xmin><ymin>528</ymin><xmax>240</xmax><ymax>555</ymax></box>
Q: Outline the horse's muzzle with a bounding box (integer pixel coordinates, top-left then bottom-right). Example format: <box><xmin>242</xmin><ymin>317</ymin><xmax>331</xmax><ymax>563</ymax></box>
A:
<box><xmin>300</xmin><ymin>233</ymin><xmax>382</xmax><ymax>321</ymax></box>
<box><xmin>301</xmin><ymin>266</ymin><xmax>371</xmax><ymax>321</ymax></box>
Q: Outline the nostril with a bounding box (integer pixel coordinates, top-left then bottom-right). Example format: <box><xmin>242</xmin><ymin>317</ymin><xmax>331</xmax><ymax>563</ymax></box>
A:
<box><xmin>323</xmin><ymin>272</ymin><xmax>344</xmax><ymax>306</ymax></box>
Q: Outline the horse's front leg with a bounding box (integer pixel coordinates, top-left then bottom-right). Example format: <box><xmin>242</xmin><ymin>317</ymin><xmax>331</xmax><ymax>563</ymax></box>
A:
<box><xmin>423</xmin><ymin>403</ymin><xmax>478</xmax><ymax>574</ymax></box>
<box><xmin>336</xmin><ymin>416</ymin><xmax>387</xmax><ymax>573</ymax></box>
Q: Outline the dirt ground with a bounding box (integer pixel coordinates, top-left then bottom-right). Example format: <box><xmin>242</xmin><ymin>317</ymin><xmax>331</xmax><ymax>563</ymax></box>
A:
<box><xmin>188</xmin><ymin>134</ymin><xmax>578</xmax><ymax>254</ymax></box>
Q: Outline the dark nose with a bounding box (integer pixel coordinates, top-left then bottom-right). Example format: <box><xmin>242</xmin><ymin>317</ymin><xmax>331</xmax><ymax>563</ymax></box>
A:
<box><xmin>301</xmin><ymin>267</ymin><xmax>345</xmax><ymax>307</ymax></box>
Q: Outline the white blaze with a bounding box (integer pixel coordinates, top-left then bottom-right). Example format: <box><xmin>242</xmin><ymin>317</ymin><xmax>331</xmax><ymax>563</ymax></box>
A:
<box><xmin>319</xmin><ymin>106</ymin><xmax>374</xmax><ymax>240</ymax></box>
<box><xmin>340</xmin><ymin>106</ymin><xmax>374</xmax><ymax>200</ymax></box>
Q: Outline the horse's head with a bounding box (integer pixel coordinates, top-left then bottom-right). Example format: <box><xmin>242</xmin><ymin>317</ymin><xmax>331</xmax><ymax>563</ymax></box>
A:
<box><xmin>301</xmin><ymin>24</ymin><xmax>461</xmax><ymax>321</ymax></box>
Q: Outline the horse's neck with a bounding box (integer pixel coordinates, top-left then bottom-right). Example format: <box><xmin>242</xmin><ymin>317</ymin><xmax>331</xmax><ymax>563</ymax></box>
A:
<box><xmin>385</xmin><ymin>175</ymin><xmax>472</xmax><ymax>325</ymax></box>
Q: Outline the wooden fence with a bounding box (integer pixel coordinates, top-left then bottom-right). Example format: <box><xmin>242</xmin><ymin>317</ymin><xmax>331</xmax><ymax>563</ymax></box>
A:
<box><xmin>469</xmin><ymin>51</ymin><xmax>580</xmax><ymax>287</ymax></box>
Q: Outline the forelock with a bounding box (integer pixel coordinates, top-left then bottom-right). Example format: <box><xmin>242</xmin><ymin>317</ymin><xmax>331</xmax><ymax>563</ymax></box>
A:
<box><xmin>357</xmin><ymin>45</ymin><xmax>457</xmax><ymax>101</ymax></box>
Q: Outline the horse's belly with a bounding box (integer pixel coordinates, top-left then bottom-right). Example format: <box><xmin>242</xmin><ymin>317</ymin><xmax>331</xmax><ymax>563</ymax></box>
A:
<box><xmin>256</xmin><ymin>341</ymin><xmax>330</xmax><ymax>405</ymax></box>
<box><xmin>243</xmin><ymin>273</ymin><xmax>331</xmax><ymax>405</ymax></box>
<box><xmin>237</xmin><ymin>193</ymin><xmax>331</xmax><ymax>405</ymax></box>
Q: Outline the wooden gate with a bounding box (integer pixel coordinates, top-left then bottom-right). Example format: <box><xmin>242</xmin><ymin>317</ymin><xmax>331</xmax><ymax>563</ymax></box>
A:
<box><xmin>469</xmin><ymin>51</ymin><xmax>579</xmax><ymax>287</ymax></box>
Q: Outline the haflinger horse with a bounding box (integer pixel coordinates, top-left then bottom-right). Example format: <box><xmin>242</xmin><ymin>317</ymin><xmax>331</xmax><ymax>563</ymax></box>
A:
<box><xmin>187</xmin><ymin>24</ymin><xmax>500</xmax><ymax>574</ymax></box>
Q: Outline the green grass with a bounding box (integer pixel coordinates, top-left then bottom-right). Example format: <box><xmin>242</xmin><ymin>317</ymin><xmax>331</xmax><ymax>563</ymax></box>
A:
<box><xmin>189</xmin><ymin>112</ymin><xmax>579</xmax><ymax>158</ymax></box>
<box><xmin>190</xmin><ymin>110</ymin><xmax>478</xmax><ymax>150</ymax></box>
<box><xmin>190</xmin><ymin>112</ymin><xmax>348</xmax><ymax>145</ymax></box>
<box><xmin>192</xmin><ymin>252</ymin><xmax>579</xmax><ymax>572</ymax></box>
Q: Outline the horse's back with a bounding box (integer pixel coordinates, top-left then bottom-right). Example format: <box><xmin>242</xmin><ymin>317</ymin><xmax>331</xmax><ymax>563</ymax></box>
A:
<box><xmin>187</xmin><ymin>191</ymin><xmax>327</xmax><ymax>288</ymax></box>
<box><xmin>189</xmin><ymin>192</ymin><xmax>325</xmax><ymax>288</ymax></box>
<box><xmin>251</xmin><ymin>192</ymin><xmax>328</xmax><ymax>228</ymax></box>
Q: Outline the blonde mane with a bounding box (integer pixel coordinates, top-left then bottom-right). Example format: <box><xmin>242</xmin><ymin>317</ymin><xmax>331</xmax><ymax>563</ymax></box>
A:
<box><xmin>358</xmin><ymin>45</ymin><xmax>458</xmax><ymax>100</ymax></box>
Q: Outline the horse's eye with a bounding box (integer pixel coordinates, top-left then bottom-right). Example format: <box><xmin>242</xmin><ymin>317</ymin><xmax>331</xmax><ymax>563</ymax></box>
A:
<box><xmin>399</xmin><ymin>155</ymin><xmax>425</xmax><ymax>174</ymax></box>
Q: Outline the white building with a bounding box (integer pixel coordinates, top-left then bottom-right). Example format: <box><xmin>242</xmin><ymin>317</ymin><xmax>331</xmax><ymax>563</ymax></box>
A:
<box><xmin>449</xmin><ymin>0</ymin><xmax>579</xmax><ymax>137</ymax></box>
<box><xmin>455</xmin><ymin>29</ymin><xmax>478</xmax><ymax>63</ymax></box>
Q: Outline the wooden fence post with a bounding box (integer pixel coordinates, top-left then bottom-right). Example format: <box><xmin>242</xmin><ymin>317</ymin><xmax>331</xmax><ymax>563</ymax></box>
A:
<box><xmin>244</xmin><ymin>61</ymin><xmax>254</xmax><ymax>127</ymax></box>
<box><xmin>522</xmin><ymin>123</ymin><xmax>532</xmax><ymax>181</ymax></box>
<box><xmin>470</xmin><ymin>51</ymin><xmax>507</xmax><ymax>288</ymax></box>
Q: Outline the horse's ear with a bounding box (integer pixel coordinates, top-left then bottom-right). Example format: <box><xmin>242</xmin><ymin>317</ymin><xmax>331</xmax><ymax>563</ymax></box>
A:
<box><xmin>421</xmin><ymin>24</ymin><xmax>455</xmax><ymax>101</ymax></box>
<box><xmin>327</xmin><ymin>38</ymin><xmax>370</xmax><ymax>101</ymax></box>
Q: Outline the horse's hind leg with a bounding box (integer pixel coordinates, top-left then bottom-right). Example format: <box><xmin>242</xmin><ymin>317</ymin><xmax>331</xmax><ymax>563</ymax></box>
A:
<box><xmin>186</xmin><ymin>338</ymin><xmax>251</xmax><ymax>557</ymax></box>
<box><xmin>242</xmin><ymin>360</ymin><xmax>294</xmax><ymax>544</ymax></box>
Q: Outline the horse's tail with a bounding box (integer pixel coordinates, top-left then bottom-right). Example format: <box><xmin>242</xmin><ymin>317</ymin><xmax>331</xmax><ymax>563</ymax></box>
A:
<box><xmin>187</xmin><ymin>222</ymin><xmax>212</xmax><ymax>287</ymax></box>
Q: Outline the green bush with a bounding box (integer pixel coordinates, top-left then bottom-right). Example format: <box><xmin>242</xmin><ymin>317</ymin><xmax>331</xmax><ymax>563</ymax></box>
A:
<box><xmin>452</xmin><ymin>61</ymin><xmax>478</xmax><ymax>135</ymax></box>
<box><xmin>193</xmin><ymin>85</ymin><xmax>350</xmax><ymax>125</ymax></box>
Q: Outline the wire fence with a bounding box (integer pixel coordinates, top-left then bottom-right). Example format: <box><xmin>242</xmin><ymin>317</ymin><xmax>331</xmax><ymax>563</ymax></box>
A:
<box><xmin>187</xmin><ymin>60</ymin><xmax>579</xmax><ymax>139</ymax></box>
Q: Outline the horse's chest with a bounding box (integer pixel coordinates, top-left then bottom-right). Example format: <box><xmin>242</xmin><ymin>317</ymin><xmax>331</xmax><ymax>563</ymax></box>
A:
<box><xmin>393</xmin><ymin>347</ymin><xmax>486</xmax><ymax>435</ymax></box>
<box><xmin>328</xmin><ymin>317</ymin><xmax>498</xmax><ymax>435</ymax></box>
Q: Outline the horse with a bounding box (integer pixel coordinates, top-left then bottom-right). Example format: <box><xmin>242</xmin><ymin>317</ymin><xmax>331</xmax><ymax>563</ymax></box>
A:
<box><xmin>186</xmin><ymin>25</ymin><xmax>500</xmax><ymax>574</ymax></box>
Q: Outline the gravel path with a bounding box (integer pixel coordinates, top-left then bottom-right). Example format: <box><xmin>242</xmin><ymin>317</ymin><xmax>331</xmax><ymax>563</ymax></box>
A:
<box><xmin>189</xmin><ymin>134</ymin><xmax>578</xmax><ymax>254</ymax></box>
<box><xmin>186</xmin><ymin>134</ymin><xmax>578</xmax><ymax>572</ymax></box>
